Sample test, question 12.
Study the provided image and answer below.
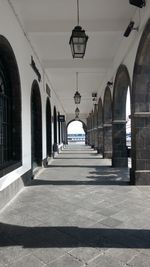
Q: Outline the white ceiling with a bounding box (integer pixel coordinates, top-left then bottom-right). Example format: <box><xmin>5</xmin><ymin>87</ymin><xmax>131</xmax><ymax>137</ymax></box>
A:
<box><xmin>10</xmin><ymin>0</ymin><xmax>136</xmax><ymax>118</ymax></box>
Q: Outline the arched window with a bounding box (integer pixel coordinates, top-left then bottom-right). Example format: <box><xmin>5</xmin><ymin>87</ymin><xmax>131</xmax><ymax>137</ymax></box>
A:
<box><xmin>0</xmin><ymin>36</ymin><xmax>22</xmax><ymax>176</ymax></box>
<box><xmin>0</xmin><ymin>62</ymin><xmax>11</xmax><ymax>168</ymax></box>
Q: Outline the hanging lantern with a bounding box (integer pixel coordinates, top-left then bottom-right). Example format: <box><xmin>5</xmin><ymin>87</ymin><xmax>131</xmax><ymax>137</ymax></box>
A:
<box><xmin>74</xmin><ymin>72</ymin><xmax>81</xmax><ymax>104</ymax></box>
<box><xmin>75</xmin><ymin>115</ymin><xmax>79</xmax><ymax>120</ymax></box>
<box><xmin>69</xmin><ymin>0</ymin><xmax>88</xmax><ymax>58</ymax></box>
<box><xmin>69</xmin><ymin>26</ymin><xmax>88</xmax><ymax>58</ymax></box>
<box><xmin>75</xmin><ymin>107</ymin><xmax>80</xmax><ymax>117</ymax></box>
<box><xmin>74</xmin><ymin>91</ymin><xmax>81</xmax><ymax>104</ymax></box>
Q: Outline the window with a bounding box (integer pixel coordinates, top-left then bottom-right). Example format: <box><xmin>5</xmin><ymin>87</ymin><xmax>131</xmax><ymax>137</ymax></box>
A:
<box><xmin>0</xmin><ymin>35</ymin><xmax>22</xmax><ymax>177</ymax></box>
<box><xmin>0</xmin><ymin>63</ymin><xmax>12</xmax><ymax>169</ymax></box>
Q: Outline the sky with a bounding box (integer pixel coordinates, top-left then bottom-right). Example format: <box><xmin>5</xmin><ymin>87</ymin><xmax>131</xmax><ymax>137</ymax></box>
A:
<box><xmin>68</xmin><ymin>121</ymin><xmax>85</xmax><ymax>134</ymax></box>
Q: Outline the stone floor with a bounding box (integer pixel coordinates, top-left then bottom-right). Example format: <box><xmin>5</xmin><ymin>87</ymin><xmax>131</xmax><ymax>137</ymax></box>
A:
<box><xmin>0</xmin><ymin>144</ymin><xmax>150</xmax><ymax>266</ymax></box>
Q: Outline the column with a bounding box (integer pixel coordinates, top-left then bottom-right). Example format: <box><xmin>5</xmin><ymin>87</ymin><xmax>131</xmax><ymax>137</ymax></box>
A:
<box><xmin>112</xmin><ymin>120</ymin><xmax>128</xmax><ymax>167</ymax></box>
<box><xmin>103</xmin><ymin>123</ymin><xmax>112</xmax><ymax>158</ymax></box>
<box><xmin>130</xmin><ymin>112</ymin><xmax>150</xmax><ymax>185</ymax></box>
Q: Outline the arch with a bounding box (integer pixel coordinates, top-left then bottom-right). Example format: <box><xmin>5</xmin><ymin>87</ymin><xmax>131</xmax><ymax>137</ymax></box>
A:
<box><xmin>31</xmin><ymin>80</ymin><xmax>42</xmax><ymax>169</ymax></box>
<box><xmin>53</xmin><ymin>106</ymin><xmax>57</xmax><ymax>152</ymax></box>
<box><xmin>90</xmin><ymin>110</ymin><xmax>95</xmax><ymax>148</ymax></box>
<box><xmin>97</xmin><ymin>98</ymin><xmax>103</xmax><ymax>154</ymax></box>
<box><xmin>103</xmin><ymin>86</ymin><xmax>112</xmax><ymax>123</ymax></box>
<box><xmin>93</xmin><ymin>104</ymin><xmax>98</xmax><ymax>149</ymax></box>
<box><xmin>113</xmin><ymin>65</ymin><xmax>131</xmax><ymax>121</ymax></box>
<box><xmin>112</xmin><ymin>65</ymin><xmax>131</xmax><ymax>167</ymax></box>
<box><xmin>103</xmin><ymin>86</ymin><xmax>112</xmax><ymax>158</ymax></box>
<box><xmin>67</xmin><ymin>119</ymin><xmax>86</xmax><ymax>129</ymax></box>
<box><xmin>98</xmin><ymin>98</ymin><xmax>103</xmax><ymax>126</ymax></box>
<box><xmin>131</xmin><ymin>18</ymin><xmax>150</xmax><ymax>184</ymax></box>
<box><xmin>46</xmin><ymin>98</ymin><xmax>52</xmax><ymax>157</ymax></box>
<box><xmin>67</xmin><ymin>119</ymin><xmax>86</xmax><ymax>144</ymax></box>
<box><xmin>0</xmin><ymin>35</ymin><xmax>22</xmax><ymax>176</ymax></box>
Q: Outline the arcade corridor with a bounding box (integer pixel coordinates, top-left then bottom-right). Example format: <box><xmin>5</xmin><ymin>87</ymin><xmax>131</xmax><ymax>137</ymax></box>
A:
<box><xmin>0</xmin><ymin>144</ymin><xmax>150</xmax><ymax>267</ymax></box>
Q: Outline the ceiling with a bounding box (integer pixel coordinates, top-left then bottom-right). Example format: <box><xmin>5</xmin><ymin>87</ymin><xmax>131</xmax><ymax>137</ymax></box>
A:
<box><xmin>10</xmin><ymin>0</ymin><xmax>136</xmax><ymax>119</ymax></box>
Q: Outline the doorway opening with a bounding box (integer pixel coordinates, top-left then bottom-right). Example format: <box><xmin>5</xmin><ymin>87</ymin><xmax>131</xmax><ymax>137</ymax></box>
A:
<box><xmin>46</xmin><ymin>98</ymin><xmax>52</xmax><ymax>157</ymax></box>
<box><xmin>67</xmin><ymin>120</ymin><xmax>85</xmax><ymax>144</ymax></box>
<box><xmin>31</xmin><ymin>80</ymin><xmax>42</xmax><ymax>170</ymax></box>
<box><xmin>112</xmin><ymin>65</ymin><xmax>131</xmax><ymax>168</ymax></box>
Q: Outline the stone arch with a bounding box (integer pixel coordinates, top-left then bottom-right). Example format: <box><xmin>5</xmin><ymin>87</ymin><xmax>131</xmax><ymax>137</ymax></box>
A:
<box><xmin>46</xmin><ymin>97</ymin><xmax>52</xmax><ymax>157</ymax></box>
<box><xmin>131</xmin><ymin>18</ymin><xmax>150</xmax><ymax>184</ymax></box>
<box><xmin>31</xmin><ymin>80</ymin><xmax>42</xmax><ymax>170</ymax></box>
<box><xmin>97</xmin><ymin>98</ymin><xmax>103</xmax><ymax>154</ymax></box>
<box><xmin>103</xmin><ymin>86</ymin><xmax>112</xmax><ymax>158</ymax></box>
<box><xmin>0</xmin><ymin>35</ymin><xmax>22</xmax><ymax>177</ymax></box>
<box><xmin>67</xmin><ymin>119</ymin><xmax>86</xmax><ymax>144</ymax></box>
<box><xmin>90</xmin><ymin>110</ymin><xmax>94</xmax><ymax>148</ymax></box>
<box><xmin>93</xmin><ymin>104</ymin><xmax>98</xmax><ymax>150</ymax></box>
<box><xmin>112</xmin><ymin>65</ymin><xmax>131</xmax><ymax>167</ymax></box>
<box><xmin>67</xmin><ymin>119</ymin><xmax>87</xmax><ymax>130</ymax></box>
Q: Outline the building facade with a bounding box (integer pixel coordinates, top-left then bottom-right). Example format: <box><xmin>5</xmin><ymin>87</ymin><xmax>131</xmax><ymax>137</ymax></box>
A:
<box><xmin>1</xmin><ymin>0</ymin><xmax>150</xmax><ymax>209</ymax></box>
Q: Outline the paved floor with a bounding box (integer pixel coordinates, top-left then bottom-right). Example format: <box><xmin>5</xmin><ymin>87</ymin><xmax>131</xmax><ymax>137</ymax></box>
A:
<box><xmin>0</xmin><ymin>144</ymin><xmax>150</xmax><ymax>266</ymax></box>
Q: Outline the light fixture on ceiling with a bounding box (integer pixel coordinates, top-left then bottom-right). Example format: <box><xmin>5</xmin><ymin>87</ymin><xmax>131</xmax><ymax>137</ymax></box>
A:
<box><xmin>92</xmin><ymin>92</ymin><xmax>97</xmax><ymax>104</ymax></box>
<box><xmin>123</xmin><ymin>21</ymin><xmax>138</xmax><ymax>37</ymax></box>
<box><xmin>69</xmin><ymin>0</ymin><xmax>88</xmax><ymax>58</ymax></box>
<box><xmin>74</xmin><ymin>72</ymin><xmax>81</xmax><ymax>104</ymax></box>
<box><xmin>129</xmin><ymin>0</ymin><xmax>145</xmax><ymax>8</ymax></box>
<box><xmin>107</xmin><ymin>81</ymin><xmax>113</xmax><ymax>87</ymax></box>
<box><xmin>75</xmin><ymin>107</ymin><xmax>80</xmax><ymax>117</ymax></box>
<box><xmin>75</xmin><ymin>115</ymin><xmax>79</xmax><ymax>120</ymax></box>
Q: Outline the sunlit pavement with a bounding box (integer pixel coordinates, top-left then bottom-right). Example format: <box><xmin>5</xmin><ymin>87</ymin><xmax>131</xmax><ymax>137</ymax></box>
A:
<box><xmin>0</xmin><ymin>144</ymin><xmax>150</xmax><ymax>267</ymax></box>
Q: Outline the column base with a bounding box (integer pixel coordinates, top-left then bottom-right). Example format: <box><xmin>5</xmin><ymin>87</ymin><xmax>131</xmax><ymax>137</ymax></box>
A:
<box><xmin>130</xmin><ymin>169</ymin><xmax>150</xmax><ymax>185</ymax></box>
<box><xmin>104</xmin><ymin>151</ymin><xmax>112</xmax><ymax>159</ymax></box>
<box><xmin>112</xmin><ymin>157</ymin><xmax>128</xmax><ymax>167</ymax></box>
<box><xmin>97</xmin><ymin>148</ymin><xmax>101</xmax><ymax>154</ymax></box>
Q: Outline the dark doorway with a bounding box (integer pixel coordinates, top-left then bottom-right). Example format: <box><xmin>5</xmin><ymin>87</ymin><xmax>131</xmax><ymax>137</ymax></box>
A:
<box><xmin>31</xmin><ymin>80</ymin><xmax>42</xmax><ymax>170</ymax></box>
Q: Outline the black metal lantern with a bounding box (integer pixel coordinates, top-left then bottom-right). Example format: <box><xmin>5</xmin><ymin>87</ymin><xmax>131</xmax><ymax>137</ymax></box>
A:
<box><xmin>129</xmin><ymin>0</ymin><xmax>145</xmax><ymax>8</ymax></box>
<box><xmin>74</xmin><ymin>72</ymin><xmax>81</xmax><ymax>104</ymax></box>
<box><xmin>69</xmin><ymin>26</ymin><xmax>88</xmax><ymax>58</ymax></box>
<box><xmin>75</xmin><ymin>107</ymin><xmax>80</xmax><ymax>117</ymax></box>
<box><xmin>75</xmin><ymin>115</ymin><xmax>79</xmax><ymax>120</ymax></box>
<box><xmin>69</xmin><ymin>0</ymin><xmax>88</xmax><ymax>58</ymax></box>
<box><xmin>74</xmin><ymin>91</ymin><xmax>81</xmax><ymax>104</ymax></box>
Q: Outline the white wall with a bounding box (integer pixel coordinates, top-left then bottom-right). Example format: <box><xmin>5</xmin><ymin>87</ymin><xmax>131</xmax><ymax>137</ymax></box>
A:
<box><xmin>0</xmin><ymin>0</ymin><xmax>65</xmax><ymax>190</ymax></box>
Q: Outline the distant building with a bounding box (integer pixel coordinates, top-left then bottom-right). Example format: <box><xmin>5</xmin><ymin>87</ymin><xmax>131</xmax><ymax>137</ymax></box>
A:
<box><xmin>68</xmin><ymin>134</ymin><xmax>85</xmax><ymax>142</ymax></box>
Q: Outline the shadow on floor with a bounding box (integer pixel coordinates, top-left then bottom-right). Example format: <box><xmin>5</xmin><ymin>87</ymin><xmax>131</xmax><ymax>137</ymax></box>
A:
<box><xmin>47</xmin><ymin>165</ymin><xmax>111</xmax><ymax>168</ymax></box>
<box><xmin>0</xmin><ymin>223</ymin><xmax>150</xmax><ymax>249</ymax></box>
<box><xmin>85</xmin><ymin>168</ymin><xmax>129</xmax><ymax>185</ymax></box>
<box><xmin>31</xmin><ymin>166</ymin><xmax>129</xmax><ymax>186</ymax></box>
<box><xmin>31</xmin><ymin>179</ymin><xmax>129</xmax><ymax>186</ymax></box>
<box><xmin>54</xmin><ymin>157</ymin><xmax>102</xmax><ymax>160</ymax></box>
